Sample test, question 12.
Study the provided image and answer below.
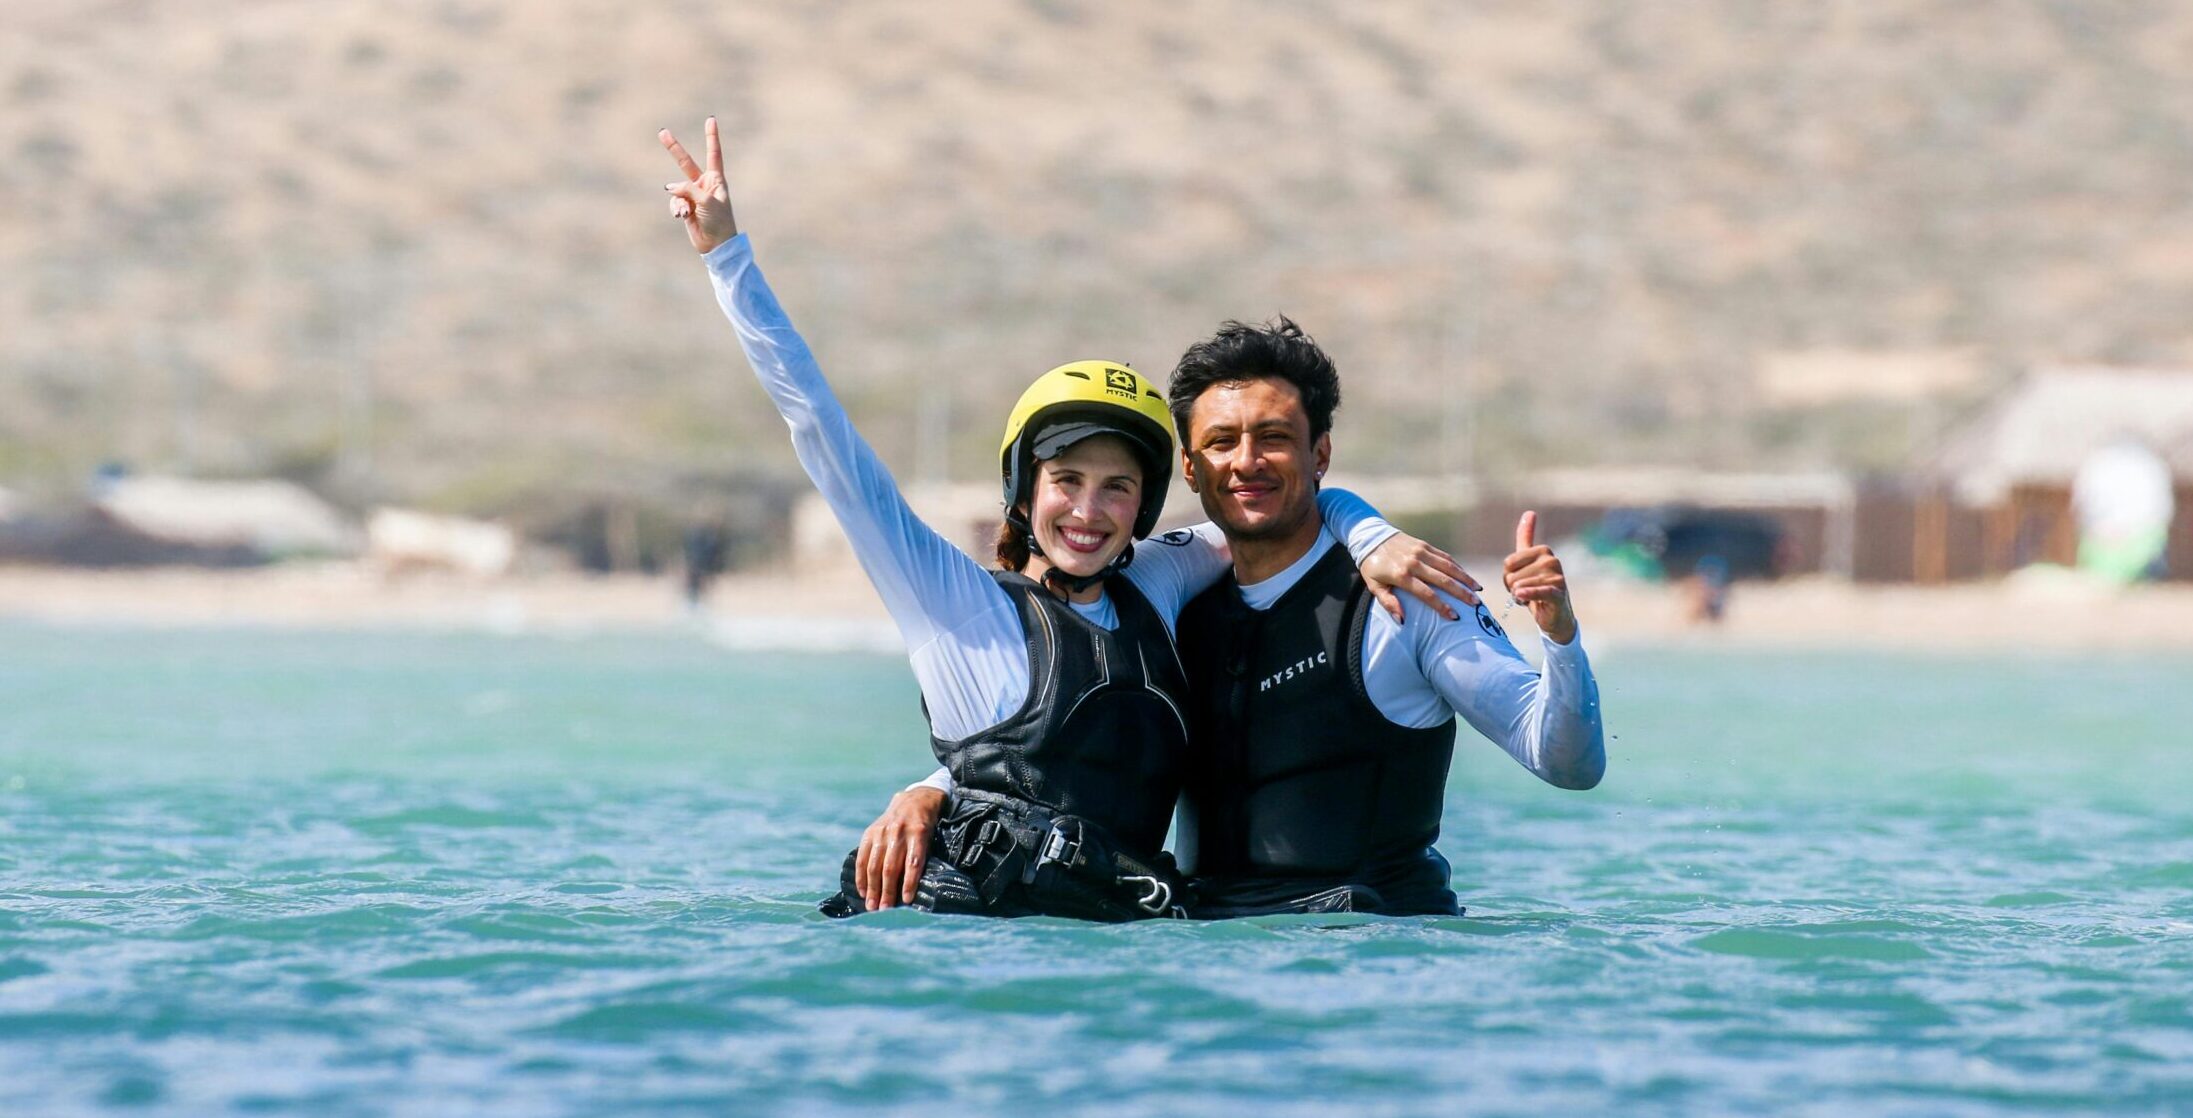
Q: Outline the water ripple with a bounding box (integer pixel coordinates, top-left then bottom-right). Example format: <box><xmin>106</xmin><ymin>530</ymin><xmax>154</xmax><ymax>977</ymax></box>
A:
<box><xmin>3</xmin><ymin>631</ymin><xmax>2191</xmax><ymax>1114</ymax></box>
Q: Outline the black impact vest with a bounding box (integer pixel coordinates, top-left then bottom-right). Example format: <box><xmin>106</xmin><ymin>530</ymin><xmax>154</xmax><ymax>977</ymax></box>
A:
<box><xmin>1174</xmin><ymin>542</ymin><xmax>1458</xmax><ymax>897</ymax></box>
<box><xmin>928</xmin><ymin>571</ymin><xmax>1191</xmax><ymax>859</ymax></box>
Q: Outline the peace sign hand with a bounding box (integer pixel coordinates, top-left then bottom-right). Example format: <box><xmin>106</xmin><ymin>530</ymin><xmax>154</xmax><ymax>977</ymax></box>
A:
<box><xmin>659</xmin><ymin>116</ymin><xmax>738</xmax><ymax>254</ymax></box>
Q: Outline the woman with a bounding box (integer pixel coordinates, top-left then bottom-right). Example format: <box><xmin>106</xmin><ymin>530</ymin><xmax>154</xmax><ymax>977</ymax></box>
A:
<box><xmin>660</xmin><ymin>119</ymin><xmax>1477</xmax><ymax>919</ymax></box>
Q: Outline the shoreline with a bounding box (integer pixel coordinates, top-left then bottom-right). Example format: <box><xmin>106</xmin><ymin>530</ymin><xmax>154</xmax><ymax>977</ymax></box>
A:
<box><xmin>5</xmin><ymin>561</ymin><xmax>2192</xmax><ymax>653</ymax></box>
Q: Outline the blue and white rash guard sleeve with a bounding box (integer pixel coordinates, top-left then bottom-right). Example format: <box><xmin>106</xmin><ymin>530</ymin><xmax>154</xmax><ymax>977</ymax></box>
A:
<box><xmin>1236</xmin><ymin>531</ymin><xmax>1607</xmax><ymax>792</ymax></box>
<box><xmin>707</xmin><ymin>234</ymin><xmax>1028</xmax><ymax>740</ymax></box>
<box><xmin>715</xmin><ymin>235</ymin><xmax>1432</xmax><ymax>808</ymax></box>
<box><xmin>1365</xmin><ymin>603</ymin><xmax>1606</xmax><ymax>790</ymax></box>
<box><xmin>712</xmin><ymin>236</ymin><xmax>1406</xmax><ymax>761</ymax></box>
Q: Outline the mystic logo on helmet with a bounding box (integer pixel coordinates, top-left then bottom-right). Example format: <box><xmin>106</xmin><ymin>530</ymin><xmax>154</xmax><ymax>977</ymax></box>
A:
<box><xmin>998</xmin><ymin>360</ymin><xmax>1177</xmax><ymax>544</ymax></box>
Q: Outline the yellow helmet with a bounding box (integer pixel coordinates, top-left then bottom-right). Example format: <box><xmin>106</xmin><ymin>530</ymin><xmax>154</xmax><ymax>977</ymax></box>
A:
<box><xmin>999</xmin><ymin>361</ymin><xmax>1176</xmax><ymax>540</ymax></box>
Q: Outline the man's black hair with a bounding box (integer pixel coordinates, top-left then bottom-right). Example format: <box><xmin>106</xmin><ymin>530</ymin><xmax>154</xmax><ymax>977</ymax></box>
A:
<box><xmin>1167</xmin><ymin>315</ymin><xmax>1341</xmax><ymax>443</ymax></box>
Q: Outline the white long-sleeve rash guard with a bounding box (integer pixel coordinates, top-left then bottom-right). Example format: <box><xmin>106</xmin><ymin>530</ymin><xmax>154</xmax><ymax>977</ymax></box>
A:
<box><xmin>1237</xmin><ymin>529</ymin><xmax>1606</xmax><ymax>791</ymax></box>
<box><xmin>917</xmin><ymin>526</ymin><xmax>1606</xmax><ymax>798</ymax></box>
<box><xmin>706</xmin><ymin>234</ymin><xmax>1401</xmax><ymax>754</ymax></box>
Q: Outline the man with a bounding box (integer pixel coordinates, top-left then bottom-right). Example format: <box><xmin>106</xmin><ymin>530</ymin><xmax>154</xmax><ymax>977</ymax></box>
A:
<box><xmin>1163</xmin><ymin>317</ymin><xmax>1602</xmax><ymax>916</ymax></box>
<box><xmin>857</xmin><ymin>317</ymin><xmax>1604</xmax><ymax>917</ymax></box>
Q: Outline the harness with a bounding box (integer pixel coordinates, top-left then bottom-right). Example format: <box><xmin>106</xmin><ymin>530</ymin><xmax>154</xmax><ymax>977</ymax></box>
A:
<box><xmin>932</xmin><ymin>790</ymin><xmax>1187</xmax><ymax>921</ymax></box>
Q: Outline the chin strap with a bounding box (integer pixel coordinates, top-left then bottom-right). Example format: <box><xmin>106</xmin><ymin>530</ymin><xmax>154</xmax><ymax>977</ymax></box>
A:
<box><xmin>1010</xmin><ymin>508</ymin><xmax>1137</xmax><ymax>596</ymax></box>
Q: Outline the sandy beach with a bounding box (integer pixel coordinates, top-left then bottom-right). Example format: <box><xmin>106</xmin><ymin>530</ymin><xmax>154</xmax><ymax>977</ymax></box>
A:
<box><xmin>5</xmin><ymin>561</ymin><xmax>2191</xmax><ymax>653</ymax></box>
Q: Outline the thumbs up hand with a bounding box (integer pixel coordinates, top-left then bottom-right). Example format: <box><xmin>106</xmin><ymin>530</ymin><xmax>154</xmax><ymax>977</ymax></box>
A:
<box><xmin>1502</xmin><ymin>510</ymin><xmax>1578</xmax><ymax>645</ymax></box>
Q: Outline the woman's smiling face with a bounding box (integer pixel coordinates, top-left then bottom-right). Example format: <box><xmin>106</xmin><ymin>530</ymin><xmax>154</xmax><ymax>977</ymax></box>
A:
<box><xmin>1024</xmin><ymin>434</ymin><xmax>1144</xmax><ymax>582</ymax></box>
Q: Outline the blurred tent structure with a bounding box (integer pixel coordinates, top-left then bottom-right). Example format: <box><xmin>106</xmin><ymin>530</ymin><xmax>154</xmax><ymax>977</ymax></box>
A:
<box><xmin>366</xmin><ymin>508</ymin><xmax>516</xmax><ymax>577</ymax></box>
<box><xmin>0</xmin><ymin>476</ymin><xmax>359</xmax><ymax>568</ymax></box>
<box><xmin>93</xmin><ymin>476</ymin><xmax>360</xmax><ymax>558</ymax></box>
<box><xmin>1934</xmin><ymin>367</ymin><xmax>2193</xmax><ymax>581</ymax></box>
<box><xmin>1942</xmin><ymin>368</ymin><xmax>2193</xmax><ymax>503</ymax></box>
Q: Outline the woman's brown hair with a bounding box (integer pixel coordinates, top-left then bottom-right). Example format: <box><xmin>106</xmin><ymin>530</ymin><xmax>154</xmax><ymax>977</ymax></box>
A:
<box><xmin>994</xmin><ymin>516</ymin><xmax>1033</xmax><ymax>572</ymax></box>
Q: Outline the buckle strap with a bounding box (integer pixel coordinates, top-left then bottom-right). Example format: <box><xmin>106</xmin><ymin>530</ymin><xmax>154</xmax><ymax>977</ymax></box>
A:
<box><xmin>1032</xmin><ymin>818</ymin><xmax>1087</xmax><ymax>877</ymax></box>
<box><xmin>945</xmin><ymin>797</ymin><xmax>1187</xmax><ymax>919</ymax></box>
<box><xmin>1032</xmin><ymin>817</ymin><xmax>1181</xmax><ymax>918</ymax></box>
<box><xmin>964</xmin><ymin>817</ymin><xmax>1006</xmax><ymax>866</ymax></box>
<box><xmin>943</xmin><ymin>801</ymin><xmax>1043</xmax><ymax>905</ymax></box>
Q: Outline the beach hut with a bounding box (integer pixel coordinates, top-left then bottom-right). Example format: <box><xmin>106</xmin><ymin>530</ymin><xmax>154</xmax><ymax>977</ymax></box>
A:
<box><xmin>1935</xmin><ymin>367</ymin><xmax>2193</xmax><ymax>580</ymax></box>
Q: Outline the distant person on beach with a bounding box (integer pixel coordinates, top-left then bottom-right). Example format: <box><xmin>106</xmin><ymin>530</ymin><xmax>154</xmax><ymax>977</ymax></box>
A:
<box><xmin>881</xmin><ymin>318</ymin><xmax>1608</xmax><ymax>917</ymax></box>
<box><xmin>1586</xmin><ymin>506</ymin><xmax>1786</xmax><ymax>624</ymax></box>
<box><xmin>658</xmin><ymin>118</ymin><xmax>1471</xmax><ymax>920</ymax></box>
<box><xmin>680</xmin><ymin>519</ymin><xmax>727</xmax><ymax>608</ymax></box>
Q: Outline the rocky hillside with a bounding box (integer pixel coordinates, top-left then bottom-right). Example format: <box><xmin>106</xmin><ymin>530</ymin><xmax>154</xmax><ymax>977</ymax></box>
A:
<box><xmin>4</xmin><ymin>0</ymin><xmax>2189</xmax><ymax>510</ymax></box>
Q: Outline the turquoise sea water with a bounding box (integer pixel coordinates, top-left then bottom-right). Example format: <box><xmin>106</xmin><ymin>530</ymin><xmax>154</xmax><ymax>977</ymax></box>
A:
<box><xmin>1</xmin><ymin>622</ymin><xmax>2189</xmax><ymax>1116</ymax></box>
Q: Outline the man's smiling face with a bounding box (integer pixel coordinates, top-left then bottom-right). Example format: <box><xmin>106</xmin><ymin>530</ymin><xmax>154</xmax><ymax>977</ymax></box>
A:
<box><xmin>1181</xmin><ymin>377</ymin><xmax>1331</xmax><ymax>543</ymax></box>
